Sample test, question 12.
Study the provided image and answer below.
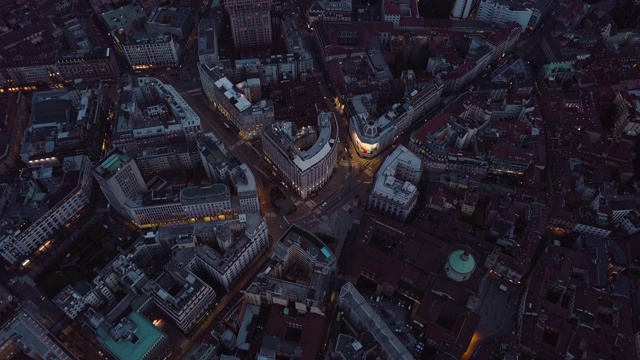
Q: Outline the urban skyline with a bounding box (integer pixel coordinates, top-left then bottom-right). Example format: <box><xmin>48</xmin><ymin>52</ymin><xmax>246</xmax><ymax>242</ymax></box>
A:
<box><xmin>0</xmin><ymin>0</ymin><xmax>639</xmax><ymax>359</ymax></box>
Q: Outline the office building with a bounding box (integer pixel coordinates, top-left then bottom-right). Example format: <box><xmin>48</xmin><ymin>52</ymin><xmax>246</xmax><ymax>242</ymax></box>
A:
<box><xmin>56</xmin><ymin>48</ymin><xmax>120</xmax><ymax>82</ymax></box>
<box><xmin>143</xmin><ymin>262</ymin><xmax>216</xmax><ymax>333</ymax></box>
<box><xmin>170</xmin><ymin>214</ymin><xmax>270</xmax><ymax>290</ymax></box>
<box><xmin>93</xmin><ymin>150</ymin><xmax>148</xmax><ymax>220</ymax></box>
<box><xmin>146</xmin><ymin>7</ymin><xmax>195</xmax><ymax>39</ymax></box>
<box><xmin>382</xmin><ymin>0</ymin><xmax>416</xmax><ymax>27</ymax></box>
<box><xmin>120</xmin><ymin>33</ymin><xmax>181</xmax><ymax>68</ymax></box>
<box><xmin>0</xmin><ymin>155</ymin><xmax>93</xmax><ymax>264</ymax></box>
<box><xmin>230</xmin><ymin>164</ymin><xmax>259</xmax><ymax>213</ymax></box>
<box><xmin>198</xmin><ymin>19</ymin><xmax>219</xmax><ymax>66</ymax></box>
<box><xmin>368</xmin><ymin>145</ymin><xmax>422</xmax><ymax>222</ymax></box>
<box><xmin>451</xmin><ymin>0</ymin><xmax>474</xmax><ymax>20</ymax></box>
<box><xmin>307</xmin><ymin>0</ymin><xmax>352</xmax><ymax>23</ymax></box>
<box><xmin>198</xmin><ymin>132</ymin><xmax>229</xmax><ymax>183</ymax></box>
<box><xmin>96</xmin><ymin>311</ymin><xmax>167</xmax><ymax>360</ymax></box>
<box><xmin>347</xmin><ymin>80</ymin><xmax>442</xmax><ymax>158</ymax></box>
<box><xmin>101</xmin><ymin>4</ymin><xmax>147</xmax><ymax>34</ymax></box>
<box><xmin>262</xmin><ymin>112</ymin><xmax>339</xmax><ymax>199</ymax></box>
<box><xmin>338</xmin><ymin>283</ymin><xmax>413</xmax><ymax>360</ymax></box>
<box><xmin>225</xmin><ymin>0</ymin><xmax>273</xmax><ymax>48</ymax></box>
<box><xmin>199</xmin><ymin>64</ymin><xmax>274</xmax><ymax>139</ymax></box>
<box><xmin>20</xmin><ymin>87</ymin><xmax>109</xmax><ymax>164</ymax></box>
<box><xmin>476</xmin><ymin>0</ymin><xmax>534</xmax><ymax>30</ymax></box>
<box><xmin>94</xmin><ymin>151</ymin><xmax>260</xmax><ymax>227</ymax></box>
<box><xmin>112</xmin><ymin>76</ymin><xmax>201</xmax><ymax>153</ymax></box>
<box><xmin>245</xmin><ymin>224</ymin><xmax>337</xmax><ymax>315</ymax></box>
<box><xmin>0</xmin><ymin>308</ymin><xmax>78</xmax><ymax>360</ymax></box>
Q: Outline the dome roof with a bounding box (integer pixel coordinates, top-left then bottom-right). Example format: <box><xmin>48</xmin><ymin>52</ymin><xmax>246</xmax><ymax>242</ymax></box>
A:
<box><xmin>363</xmin><ymin>121</ymin><xmax>378</xmax><ymax>137</ymax></box>
<box><xmin>448</xmin><ymin>250</ymin><xmax>475</xmax><ymax>275</ymax></box>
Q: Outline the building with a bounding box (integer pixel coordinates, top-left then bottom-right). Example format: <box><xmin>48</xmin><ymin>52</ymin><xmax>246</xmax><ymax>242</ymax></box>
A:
<box><xmin>261</xmin><ymin>112</ymin><xmax>339</xmax><ymax>199</ymax></box>
<box><xmin>347</xmin><ymin>79</ymin><xmax>442</xmax><ymax>158</ymax></box>
<box><xmin>199</xmin><ymin>64</ymin><xmax>274</xmax><ymax>139</ymax></box>
<box><xmin>114</xmin><ymin>164</ymin><xmax>259</xmax><ymax>227</ymax></box>
<box><xmin>146</xmin><ymin>7</ymin><xmax>195</xmax><ymax>39</ymax></box>
<box><xmin>96</xmin><ymin>311</ymin><xmax>168</xmax><ymax>360</ymax></box>
<box><xmin>198</xmin><ymin>19</ymin><xmax>219</xmax><ymax>66</ymax></box>
<box><xmin>244</xmin><ymin>224</ymin><xmax>337</xmax><ymax>315</ymax></box>
<box><xmin>368</xmin><ymin>145</ymin><xmax>422</xmax><ymax>222</ymax></box>
<box><xmin>111</xmin><ymin>75</ymin><xmax>202</xmax><ymax>154</ymax></box>
<box><xmin>0</xmin><ymin>308</ymin><xmax>78</xmax><ymax>360</ymax></box>
<box><xmin>475</xmin><ymin>0</ymin><xmax>551</xmax><ymax>30</ymax></box>
<box><xmin>93</xmin><ymin>150</ymin><xmax>148</xmax><ymax>220</ymax></box>
<box><xmin>230</xmin><ymin>164</ymin><xmax>259</xmax><ymax>213</ymax></box>
<box><xmin>111</xmin><ymin>76</ymin><xmax>201</xmax><ymax>153</ymax></box>
<box><xmin>451</xmin><ymin>0</ymin><xmax>474</xmax><ymax>20</ymax></box>
<box><xmin>228</xmin><ymin>53</ymin><xmax>314</xmax><ymax>84</ymax></box>
<box><xmin>444</xmin><ymin>249</ymin><xmax>477</xmax><ymax>282</ymax></box>
<box><xmin>0</xmin><ymin>92</ymin><xmax>29</xmax><ymax>174</ymax></box>
<box><xmin>0</xmin><ymin>155</ymin><xmax>93</xmax><ymax>264</ymax></box>
<box><xmin>143</xmin><ymin>262</ymin><xmax>216</xmax><ymax>333</ymax></box>
<box><xmin>338</xmin><ymin>283</ymin><xmax>413</xmax><ymax>360</ymax></box>
<box><xmin>306</xmin><ymin>0</ymin><xmax>352</xmax><ymax>23</ymax></box>
<box><xmin>101</xmin><ymin>4</ymin><xmax>147</xmax><ymax>34</ymax></box>
<box><xmin>167</xmin><ymin>214</ymin><xmax>270</xmax><ymax>291</ymax></box>
<box><xmin>198</xmin><ymin>132</ymin><xmax>229</xmax><ymax>183</ymax></box>
<box><xmin>225</xmin><ymin>0</ymin><xmax>273</xmax><ymax>48</ymax></box>
<box><xmin>20</xmin><ymin>87</ymin><xmax>109</xmax><ymax>164</ymax></box>
<box><xmin>53</xmin><ymin>282</ymin><xmax>101</xmax><ymax>320</ymax></box>
<box><xmin>56</xmin><ymin>48</ymin><xmax>120</xmax><ymax>82</ymax></box>
<box><xmin>119</xmin><ymin>33</ymin><xmax>181</xmax><ymax>68</ymax></box>
<box><xmin>382</xmin><ymin>0</ymin><xmax>417</xmax><ymax>27</ymax></box>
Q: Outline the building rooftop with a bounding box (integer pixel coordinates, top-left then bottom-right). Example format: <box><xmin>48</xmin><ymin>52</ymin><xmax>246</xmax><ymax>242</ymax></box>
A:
<box><xmin>339</xmin><ymin>283</ymin><xmax>413</xmax><ymax>360</ymax></box>
<box><xmin>147</xmin><ymin>7</ymin><xmax>193</xmax><ymax>30</ymax></box>
<box><xmin>230</xmin><ymin>163</ymin><xmax>257</xmax><ymax>195</ymax></box>
<box><xmin>264</xmin><ymin>112</ymin><xmax>338</xmax><ymax>172</ymax></box>
<box><xmin>97</xmin><ymin>311</ymin><xmax>166</xmax><ymax>360</ymax></box>
<box><xmin>181</xmin><ymin>184</ymin><xmax>229</xmax><ymax>203</ymax></box>
<box><xmin>371</xmin><ymin>145</ymin><xmax>421</xmax><ymax>205</ymax></box>
<box><xmin>197</xmin><ymin>19</ymin><xmax>218</xmax><ymax>56</ymax></box>
<box><xmin>94</xmin><ymin>150</ymin><xmax>134</xmax><ymax>180</ymax></box>
<box><xmin>447</xmin><ymin>250</ymin><xmax>476</xmax><ymax>275</ymax></box>
<box><xmin>102</xmin><ymin>4</ymin><xmax>147</xmax><ymax>32</ymax></box>
<box><xmin>0</xmin><ymin>308</ymin><xmax>77</xmax><ymax>360</ymax></box>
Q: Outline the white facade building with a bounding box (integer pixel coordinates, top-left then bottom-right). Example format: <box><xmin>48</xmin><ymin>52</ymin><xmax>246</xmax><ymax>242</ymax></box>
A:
<box><xmin>172</xmin><ymin>214</ymin><xmax>269</xmax><ymax>290</ymax></box>
<box><xmin>230</xmin><ymin>164</ymin><xmax>259</xmax><ymax>213</ymax></box>
<box><xmin>451</xmin><ymin>0</ymin><xmax>474</xmax><ymax>20</ymax></box>
<box><xmin>93</xmin><ymin>150</ymin><xmax>148</xmax><ymax>220</ymax></box>
<box><xmin>262</xmin><ymin>112</ymin><xmax>339</xmax><ymax>199</ymax></box>
<box><xmin>198</xmin><ymin>64</ymin><xmax>275</xmax><ymax>139</ymax></box>
<box><xmin>476</xmin><ymin>0</ymin><xmax>533</xmax><ymax>30</ymax></box>
<box><xmin>119</xmin><ymin>33</ymin><xmax>180</xmax><ymax>68</ymax></box>
<box><xmin>348</xmin><ymin>80</ymin><xmax>442</xmax><ymax>158</ymax></box>
<box><xmin>368</xmin><ymin>145</ymin><xmax>422</xmax><ymax>222</ymax></box>
<box><xmin>143</xmin><ymin>262</ymin><xmax>216</xmax><ymax>333</ymax></box>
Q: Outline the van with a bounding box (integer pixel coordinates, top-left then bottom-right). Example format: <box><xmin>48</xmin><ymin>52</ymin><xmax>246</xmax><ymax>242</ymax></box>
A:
<box><xmin>499</xmin><ymin>285</ymin><xmax>508</xmax><ymax>292</ymax></box>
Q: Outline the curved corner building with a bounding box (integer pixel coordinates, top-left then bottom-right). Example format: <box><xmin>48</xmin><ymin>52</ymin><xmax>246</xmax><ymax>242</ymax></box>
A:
<box><xmin>262</xmin><ymin>112</ymin><xmax>339</xmax><ymax>199</ymax></box>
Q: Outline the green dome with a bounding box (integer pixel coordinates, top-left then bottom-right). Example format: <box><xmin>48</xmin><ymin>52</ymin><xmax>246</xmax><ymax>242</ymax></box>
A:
<box><xmin>448</xmin><ymin>250</ymin><xmax>475</xmax><ymax>274</ymax></box>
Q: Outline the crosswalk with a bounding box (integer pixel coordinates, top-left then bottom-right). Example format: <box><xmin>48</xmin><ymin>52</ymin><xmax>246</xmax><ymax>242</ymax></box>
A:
<box><xmin>228</xmin><ymin>141</ymin><xmax>243</xmax><ymax>151</ymax></box>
